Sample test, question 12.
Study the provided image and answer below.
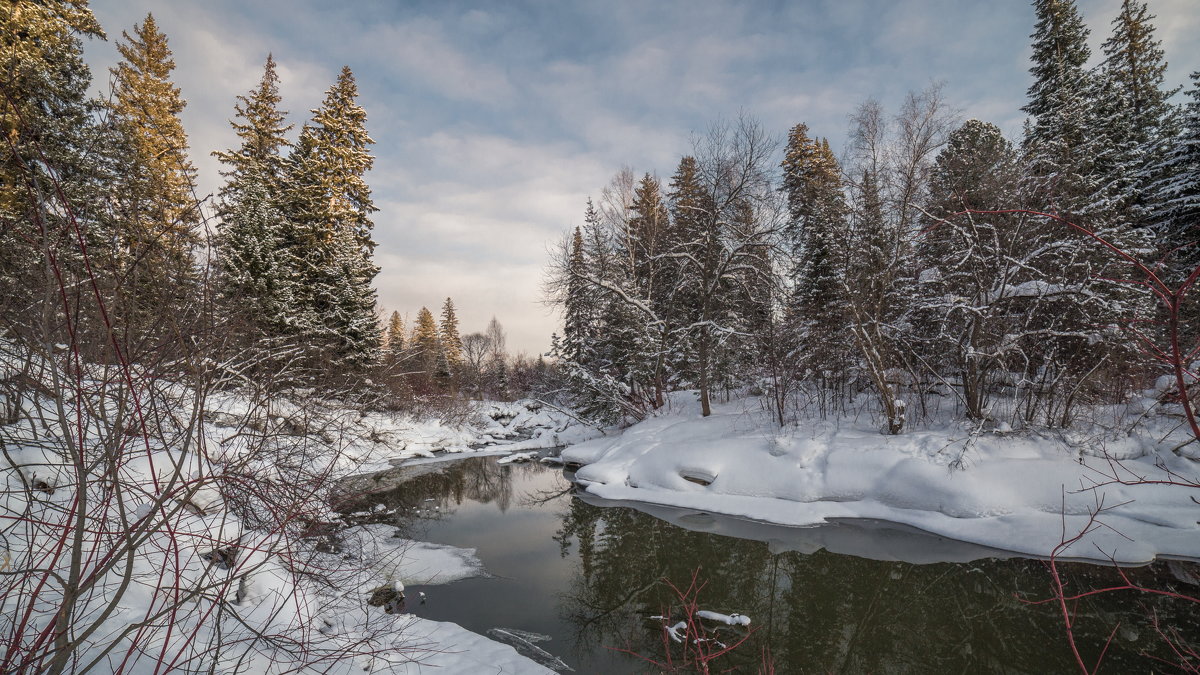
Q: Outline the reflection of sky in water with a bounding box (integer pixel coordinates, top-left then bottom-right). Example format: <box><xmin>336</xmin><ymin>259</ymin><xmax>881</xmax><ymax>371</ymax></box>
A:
<box><xmin>349</xmin><ymin>457</ymin><xmax>1195</xmax><ymax>674</ymax></box>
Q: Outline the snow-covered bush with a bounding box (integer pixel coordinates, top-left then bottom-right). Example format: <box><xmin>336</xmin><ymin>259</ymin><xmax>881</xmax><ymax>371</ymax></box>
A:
<box><xmin>0</xmin><ymin>335</ymin><xmax>435</xmax><ymax>673</ymax></box>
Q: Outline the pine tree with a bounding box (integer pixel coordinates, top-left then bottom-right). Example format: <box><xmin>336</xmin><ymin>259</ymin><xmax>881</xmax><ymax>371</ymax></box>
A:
<box><xmin>439</xmin><ymin>297</ymin><xmax>463</xmax><ymax>369</ymax></box>
<box><xmin>917</xmin><ymin>120</ymin><xmax>1025</xmax><ymax>419</ymax></box>
<box><xmin>110</xmin><ymin>13</ymin><xmax>199</xmax><ymax>272</ymax></box>
<box><xmin>285</xmin><ymin>66</ymin><xmax>380</xmax><ymax>366</ymax></box>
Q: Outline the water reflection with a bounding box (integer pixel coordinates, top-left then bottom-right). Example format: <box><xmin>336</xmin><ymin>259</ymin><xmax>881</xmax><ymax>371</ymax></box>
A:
<box><xmin>332</xmin><ymin>458</ymin><xmax>1199</xmax><ymax>673</ymax></box>
<box><xmin>555</xmin><ymin>485</ymin><xmax>1198</xmax><ymax>673</ymax></box>
<box><xmin>333</xmin><ymin>454</ymin><xmax>549</xmax><ymax>524</ymax></box>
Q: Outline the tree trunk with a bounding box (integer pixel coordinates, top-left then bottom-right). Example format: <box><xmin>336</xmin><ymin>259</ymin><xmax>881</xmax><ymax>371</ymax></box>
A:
<box><xmin>698</xmin><ymin>328</ymin><xmax>712</xmax><ymax>417</ymax></box>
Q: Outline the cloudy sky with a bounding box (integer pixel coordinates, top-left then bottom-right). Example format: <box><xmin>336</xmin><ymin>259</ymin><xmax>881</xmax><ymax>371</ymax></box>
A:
<box><xmin>80</xmin><ymin>0</ymin><xmax>1199</xmax><ymax>355</ymax></box>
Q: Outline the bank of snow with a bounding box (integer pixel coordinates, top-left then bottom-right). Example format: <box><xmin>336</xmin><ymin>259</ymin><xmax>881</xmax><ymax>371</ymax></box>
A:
<box><xmin>1</xmin><ymin>335</ymin><xmax>571</xmax><ymax>675</ymax></box>
<box><xmin>563</xmin><ymin>393</ymin><xmax>1200</xmax><ymax>565</ymax></box>
<box><xmin>203</xmin><ymin>396</ymin><xmax>601</xmax><ymax>476</ymax></box>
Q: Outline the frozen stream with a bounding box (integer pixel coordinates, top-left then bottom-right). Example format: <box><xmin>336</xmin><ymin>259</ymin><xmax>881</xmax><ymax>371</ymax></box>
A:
<box><xmin>331</xmin><ymin>455</ymin><xmax>1199</xmax><ymax>673</ymax></box>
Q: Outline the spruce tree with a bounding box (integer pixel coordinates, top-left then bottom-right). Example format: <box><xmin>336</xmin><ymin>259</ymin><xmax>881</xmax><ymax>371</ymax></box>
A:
<box><xmin>213</xmin><ymin>173</ymin><xmax>297</xmax><ymax>335</ymax></box>
<box><xmin>285</xmin><ymin>66</ymin><xmax>380</xmax><ymax>366</ymax></box>
<box><xmin>666</xmin><ymin>156</ymin><xmax>707</xmax><ymax>389</ymax></box>
<box><xmin>843</xmin><ymin>166</ymin><xmax>907</xmax><ymax>430</ymax></box>
<box><xmin>626</xmin><ymin>173</ymin><xmax>672</xmax><ymax>406</ymax></box>
<box><xmin>214</xmin><ymin>54</ymin><xmax>292</xmax><ymax>203</ymax></box>
<box><xmin>667</xmin><ymin>118</ymin><xmax>776</xmax><ymax>417</ymax></box>
<box><xmin>780</xmin><ymin>123</ymin><xmax>848</xmax><ymax>378</ymax></box>
<box><xmin>1150</xmin><ymin>71</ymin><xmax>1200</xmax><ymax>324</ymax></box>
<box><xmin>289</xmin><ymin>66</ymin><xmax>377</xmax><ymax>252</ymax></box>
<box><xmin>1021</xmin><ymin>0</ymin><xmax>1154</xmax><ymax>423</ymax></box>
<box><xmin>1101</xmin><ymin>0</ymin><xmax>1173</xmax><ymax>135</ymax></box>
<box><xmin>1091</xmin><ymin>0</ymin><xmax>1175</xmax><ymax>228</ymax></box>
<box><xmin>556</xmin><ymin>219</ymin><xmax>629</xmax><ymax>425</ymax></box>
<box><xmin>628</xmin><ymin>173</ymin><xmax>670</xmax><ymax>303</ymax></box>
<box><xmin>0</xmin><ymin>1</ymin><xmax>111</xmax><ymax>339</ymax></box>
<box><xmin>561</xmin><ymin>226</ymin><xmax>592</xmax><ymax>365</ymax></box>
<box><xmin>1</xmin><ymin>1</ymin><xmax>104</xmax><ymax>219</ymax></box>
<box><xmin>411</xmin><ymin>307</ymin><xmax>440</xmax><ymax>374</ymax></box>
<box><xmin>439</xmin><ymin>297</ymin><xmax>463</xmax><ymax>369</ymax></box>
<box><xmin>214</xmin><ymin>56</ymin><xmax>299</xmax><ymax>339</ymax></box>
<box><xmin>385</xmin><ymin>311</ymin><xmax>405</xmax><ymax>354</ymax></box>
<box><xmin>434</xmin><ymin>344</ymin><xmax>452</xmax><ymax>383</ymax></box>
<box><xmin>1022</xmin><ymin>0</ymin><xmax>1095</xmax><ymax>214</ymax></box>
<box><xmin>111</xmin><ymin>13</ymin><xmax>199</xmax><ymax>273</ymax></box>
<box><xmin>1152</xmin><ymin>73</ymin><xmax>1200</xmax><ymax>269</ymax></box>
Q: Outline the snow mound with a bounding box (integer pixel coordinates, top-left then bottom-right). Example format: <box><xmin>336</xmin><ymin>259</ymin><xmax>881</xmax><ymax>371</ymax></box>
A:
<box><xmin>563</xmin><ymin>393</ymin><xmax>1200</xmax><ymax>565</ymax></box>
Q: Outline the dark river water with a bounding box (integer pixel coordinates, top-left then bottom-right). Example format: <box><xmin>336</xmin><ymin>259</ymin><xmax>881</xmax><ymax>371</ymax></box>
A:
<box><xmin>332</xmin><ymin>454</ymin><xmax>1199</xmax><ymax>674</ymax></box>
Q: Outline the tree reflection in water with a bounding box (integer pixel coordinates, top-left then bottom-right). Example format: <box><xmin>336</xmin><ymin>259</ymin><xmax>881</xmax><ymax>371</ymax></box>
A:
<box><xmin>333</xmin><ymin>455</ymin><xmax>545</xmax><ymax>531</ymax></box>
<box><xmin>554</xmin><ymin>492</ymin><xmax>1199</xmax><ymax>673</ymax></box>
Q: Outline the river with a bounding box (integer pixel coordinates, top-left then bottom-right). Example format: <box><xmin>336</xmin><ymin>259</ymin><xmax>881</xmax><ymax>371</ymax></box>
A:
<box><xmin>331</xmin><ymin>454</ymin><xmax>1198</xmax><ymax>673</ymax></box>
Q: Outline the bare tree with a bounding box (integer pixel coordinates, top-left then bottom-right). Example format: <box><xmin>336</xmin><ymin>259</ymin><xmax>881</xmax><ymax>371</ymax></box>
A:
<box><xmin>679</xmin><ymin>114</ymin><xmax>781</xmax><ymax>416</ymax></box>
<box><xmin>840</xmin><ymin>86</ymin><xmax>955</xmax><ymax>433</ymax></box>
<box><xmin>460</xmin><ymin>332</ymin><xmax>492</xmax><ymax>398</ymax></box>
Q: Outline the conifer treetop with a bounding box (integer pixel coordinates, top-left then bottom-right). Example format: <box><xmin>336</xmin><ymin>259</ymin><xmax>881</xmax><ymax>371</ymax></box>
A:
<box><xmin>386</xmin><ymin>310</ymin><xmax>405</xmax><ymax>352</ymax></box>
<box><xmin>1101</xmin><ymin>0</ymin><xmax>1172</xmax><ymax>120</ymax></box>
<box><xmin>293</xmin><ymin>65</ymin><xmax>377</xmax><ymax>251</ymax></box>
<box><xmin>412</xmin><ymin>306</ymin><xmax>441</xmax><ymax>365</ymax></box>
<box><xmin>1024</xmin><ymin>0</ymin><xmax>1091</xmax><ymax>121</ymax></box>
<box><xmin>111</xmin><ymin>12</ymin><xmax>199</xmax><ymax>234</ymax></box>
<box><xmin>215</xmin><ymin>54</ymin><xmax>293</xmax><ymax>194</ymax></box>
<box><xmin>440</xmin><ymin>297</ymin><xmax>463</xmax><ymax>367</ymax></box>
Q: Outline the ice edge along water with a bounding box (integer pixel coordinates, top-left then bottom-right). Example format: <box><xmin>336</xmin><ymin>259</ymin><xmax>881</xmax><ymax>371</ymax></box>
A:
<box><xmin>561</xmin><ymin>391</ymin><xmax>1200</xmax><ymax>566</ymax></box>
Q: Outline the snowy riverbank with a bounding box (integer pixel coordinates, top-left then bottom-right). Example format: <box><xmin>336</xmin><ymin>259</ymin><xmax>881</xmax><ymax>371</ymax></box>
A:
<box><xmin>1</xmin><ymin>339</ymin><xmax>590</xmax><ymax>675</ymax></box>
<box><xmin>563</xmin><ymin>392</ymin><xmax>1200</xmax><ymax>565</ymax></box>
<box><xmin>320</xmin><ymin>524</ymin><xmax>558</xmax><ymax>674</ymax></box>
<box><xmin>204</xmin><ymin>392</ymin><xmax>601</xmax><ymax>477</ymax></box>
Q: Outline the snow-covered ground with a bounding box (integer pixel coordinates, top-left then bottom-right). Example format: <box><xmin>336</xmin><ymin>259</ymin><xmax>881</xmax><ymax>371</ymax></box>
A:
<box><xmin>203</xmin><ymin>391</ymin><xmax>601</xmax><ymax>477</ymax></box>
<box><xmin>0</xmin><ymin>338</ymin><xmax>588</xmax><ymax>674</ymax></box>
<box><xmin>563</xmin><ymin>391</ymin><xmax>1200</xmax><ymax>565</ymax></box>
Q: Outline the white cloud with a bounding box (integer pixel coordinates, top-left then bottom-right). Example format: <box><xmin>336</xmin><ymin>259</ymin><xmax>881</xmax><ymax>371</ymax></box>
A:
<box><xmin>359</xmin><ymin>18</ymin><xmax>517</xmax><ymax>105</ymax></box>
<box><xmin>81</xmin><ymin>0</ymin><xmax>1200</xmax><ymax>356</ymax></box>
